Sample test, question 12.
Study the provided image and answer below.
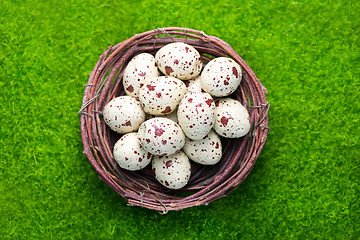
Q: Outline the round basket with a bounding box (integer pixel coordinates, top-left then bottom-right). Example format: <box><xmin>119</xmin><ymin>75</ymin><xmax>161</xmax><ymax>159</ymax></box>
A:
<box><xmin>79</xmin><ymin>27</ymin><xmax>269</xmax><ymax>213</ymax></box>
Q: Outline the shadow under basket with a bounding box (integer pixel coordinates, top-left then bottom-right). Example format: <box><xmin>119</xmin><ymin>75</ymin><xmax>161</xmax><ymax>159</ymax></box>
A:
<box><xmin>79</xmin><ymin>27</ymin><xmax>270</xmax><ymax>214</ymax></box>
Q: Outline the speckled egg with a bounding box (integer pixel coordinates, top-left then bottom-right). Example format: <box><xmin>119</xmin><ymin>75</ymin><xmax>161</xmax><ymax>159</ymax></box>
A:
<box><xmin>183</xmin><ymin>75</ymin><xmax>202</xmax><ymax>93</ymax></box>
<box><xmin>137</xmin><ymin>117</ymin><xmax>185</xmax><ymax>156</ymax></box>
<box><xmin>102</xmin><ymin>96</ymin><xmax>145</xmax><ymax>134</ymax></box>
<box><xmin>177</xmin><ymin>92</ymin><xmax>215</xmax><ymax>140</ymax></box>
<box><xmin>138</xmin><ymin>76</ymin><xmax>187</xmax><ymax>115</ymax></box>
<box><xmin>201</xmin><ymin>57</ymin><xmax>242</xmax><ymax>97</ymax></box>
<box><xmin>183</xmin><ymin>130</ymin><xmax>222</xmax><ymax>165</ymax></box>
<box><xmin>152</xmin><ymin>150</ymin><xmax>191</xmax><ymax>190</ymax></box>
<box><xmin>113</xmin><ymin>132</ymin><xmax>152</xmax><ymax>171</ymax></box>
<box><xmin>214</xmin><ymin>98</ymin><xmax>251</xmax><ymax>138</ymax></box>
<box><xmin>122</xmin><ymin>53</ymin><xmax>160</xmax><ymax>98</ymax></box>
<box><xmin>155</xmin><ymin>42</ymin><xmax>202</xmax><ymax>80</ymax></box>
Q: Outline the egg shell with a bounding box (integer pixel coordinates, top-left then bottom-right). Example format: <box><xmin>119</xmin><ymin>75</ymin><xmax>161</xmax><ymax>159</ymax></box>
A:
<box><xmin>201</xmin><ymin>57</ymin><xmax>242</xmax><ymax>97</ymax></box>
<box><xmin>183</xmin><ymin>75</ymin><xmax>202</xmax><ymax>93</ymax></box>
<box><xmin>113</xmin><ymin>132</ymin><xmax>152</xmax><ymax>171</ymax></box>
<box><xmin>214</xmin><ymin>98</ymin><xmax>251</xmax><ymax>138</ymax></box>
<box><xmin>152</xmin><ymin>150</ymin><xmax>191</xmax><ymax>190</ymax></box>
<box><xmin>138</xmin><ymin>76</ymin><xmax>186</xmax><ymax>115</ymax></box>
<box><xmin>137</xmin><ymin>117</ymin><xmax>185</xmax><ymax>156</ymax></box>
<box><xmin>123</xmin><ymin>53</ymin><xmax>160</xmax><ymax>98</ymax></box>
<box><xmin>103</xmin><ymin>96</ymin><xmax>145</xmax><ymax>134</ymax></box>
<box><xmin>183</xmin><ymin>130</ymin><xmax>222</xmax><ymax>165</ymax></box>
<box><xmin>155</xmin><ymin>42</ymin><xmax>202</xmax><ymax>80</ymax></box>
<box><xmin>177</xmin><ymin>92</ymin><xmax>215</xmax><ymax>140</ymax></box>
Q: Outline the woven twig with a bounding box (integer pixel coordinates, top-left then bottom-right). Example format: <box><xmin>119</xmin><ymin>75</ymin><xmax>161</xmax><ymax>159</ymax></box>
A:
<box><xmin>79</xmin><ymin>27</ymin><xmax>269</xmax><ymax>213</ymax></box>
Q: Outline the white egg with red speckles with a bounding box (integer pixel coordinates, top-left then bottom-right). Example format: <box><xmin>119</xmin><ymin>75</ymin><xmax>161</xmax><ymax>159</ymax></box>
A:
<box><xmin>123</xmin><ymin>53</ymin><xmax>160</xmax><ymax>99</ymax></box>
<box><xmin>152</xmin><ymin>150</ymin><xmax>191</xmax><ymax>190</ymax></box>
<box><xmin>183</xmin><ymin>130</ymin><xmax>222</xmax><ymax>165</ymax></box>
<box><xmin>103</xmin><ymin>96</ymin><xmax>145</xmax><ymax>134</ymax></box>
<box><xmin>137</xmin><ymin>117</ymin><xmax>185</xmax><ymax>156</ymax></box>
<box><xmin>113</xmin><ymin>132</ymin><xmax>152</xmax><ymax>171</ymax></box>
<box><xmin>177</xmin><ymin>92</ymin><xmax>215</xmax><ymax>140</ymax></box>
<box><xmin>214</xmin><ymin>98</ymin><xmax>251</xmax><ymax>138</ymax></box>
<box><xmin>155</xmin><ymin>42</ymin><xmax>202</xmax><ymax>80</ymax></box>
<box><xmin>139</xmin><ymin>76</ymin><xmax>186</xmax><ymax>116</ymax></box>
<box><xmin>183</xmin><ymin>75</ymin><xmax>202</xmax><ymax>93</ymax></box>
<box><xmin>201</xmin><ymin>57</ymin><xmax>242</xmax><ymax>97</ymax></box>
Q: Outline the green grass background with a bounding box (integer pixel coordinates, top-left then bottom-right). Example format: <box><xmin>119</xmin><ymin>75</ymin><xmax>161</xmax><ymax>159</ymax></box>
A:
<box><xmin>1</xmin><ymin>0</ymin><xmax>359</xmax><ymax>239</ymax></box>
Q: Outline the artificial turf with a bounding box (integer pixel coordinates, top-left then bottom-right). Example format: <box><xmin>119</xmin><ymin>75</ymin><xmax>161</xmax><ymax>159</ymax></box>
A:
<box><xmin>1</xmin><ymin>0</ymin><xmax>359</xmax><ymax>239</ymax></box>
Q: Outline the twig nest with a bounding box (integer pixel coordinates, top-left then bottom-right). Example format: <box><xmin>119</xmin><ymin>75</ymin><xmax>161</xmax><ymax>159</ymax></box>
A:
<box><xmin>183</xmin><ymin>130</ymin><xmax>222</xmax><ymax>165</ymax></box>
<box><xmin>152</xmin><ymin>150</ymin><xmax>191</xmax><ymax>190</ymax></box>
<box><xmin>214</xmin><ymin>98</ymin><xmax>250</xmax><ymax>138</ymax></box>
<box><xmin>139</xmin><ymin>76</ymin><xmax>187</xmax><ymax>115</ymax></box>
<box><xmin>80</xmin><ymin>27</ymin><xmax>269</xmax><ymax>212</ymax></box>
<box><xmin>177</xmin><ymin>92</ymin><xmax>215</xmax><ymax>140</ymax></box>
<box><xmin>201</xmin><ymin>57</ymin><xmax>242</xmax><ymax>97</ymax></box>
<box><xmin>113</xmin><ymin>132</ymin><xmax>152</xmax><ymax>171</ymax></box>
<box><xmin>123</xmin><ymin>53</ymin><xmax>160</xmax><ymax>98</ymax></box>
<box><xmin>102</xmin><ymin>96</ymin><xmax>145</xmax><ymax>134</ymax></box>
<box><xmin>155</xmin><ymin>42</ymin><xmax>202</xmax><ymax>80</ymax></box>
<box><xmin>137</xmin><ymin>117</ymin><xmax>185</xmax><ymax>156</ymax></box>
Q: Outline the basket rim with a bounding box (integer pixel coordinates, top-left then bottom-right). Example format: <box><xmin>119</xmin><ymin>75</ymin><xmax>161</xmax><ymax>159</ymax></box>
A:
<box><xmin>79</xmin><ymin>27</ymin><xmax>269</xmax><ymax>214</ymax></box>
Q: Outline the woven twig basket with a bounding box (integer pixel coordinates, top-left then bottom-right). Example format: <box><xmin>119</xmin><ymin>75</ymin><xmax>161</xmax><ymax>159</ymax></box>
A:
<box><xmin>79</xmin><ymin>27</ymin><xmax>269</xmax><ymax>213</ymax></box>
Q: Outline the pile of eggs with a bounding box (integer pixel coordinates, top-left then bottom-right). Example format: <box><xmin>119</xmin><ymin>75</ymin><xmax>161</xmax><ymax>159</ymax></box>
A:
<box><xmin>103</xmin><ymin>42</ymin><xmax>250</xmax><ymax>190</ymax></box>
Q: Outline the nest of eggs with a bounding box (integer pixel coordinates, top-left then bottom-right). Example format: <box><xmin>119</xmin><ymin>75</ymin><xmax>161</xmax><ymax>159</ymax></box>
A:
<box><xmin>79</xmin><ymin>27</ymin><xmax>269</xmax><ymax>213</ymax></box>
